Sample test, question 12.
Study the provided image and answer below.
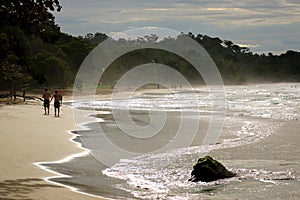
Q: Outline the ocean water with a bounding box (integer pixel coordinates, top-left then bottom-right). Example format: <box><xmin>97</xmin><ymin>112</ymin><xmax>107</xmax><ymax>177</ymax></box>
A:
<box><xmin>44</xmin><ymin>83</ymin><xmax>300</xmax><ymax>199</ymax></box>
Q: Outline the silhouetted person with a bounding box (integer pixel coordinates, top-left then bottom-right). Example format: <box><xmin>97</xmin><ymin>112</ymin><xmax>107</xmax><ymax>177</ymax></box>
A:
<box><xmin>51</xmin><ymin>90</ymin><xmax>61</xmax><ymax>117</ymax></box>
<box><xmin>58</xmin><ymin>88</ymin><xmax>63</xmax><ymax>105</ymax></box>
<box><xmin>13</xmin><ymin>90</ymin><xmax>16</xmax><ymax>100</ymax></box>
<box><xmin>22</xmin><ymin>90</ymin><xmax>25</xmax><ymax>102</ymax></box>
<box><xmin>42</xmin><ymin>89</ymin><xmax>51</xmax><ymax>115</ymax></box>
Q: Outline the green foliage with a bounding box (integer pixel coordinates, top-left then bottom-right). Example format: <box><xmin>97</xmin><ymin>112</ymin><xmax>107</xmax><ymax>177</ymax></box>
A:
<box><xmin>31</xmin><ymin>50</ymin><xmax>73</xmax><ymax>87</ymax></box>
<box><xmin>56</xmin><ymin>33</ymin><xmax>95</xmax><ymax>72</ymax></box>
<box><xmin>84</xmin><ymin>32</ymin><xmax>108</xmax><ymax>45</ymax></box>
<box><xmin>190</xmin><ymin>33</ymin><xmax>300</xmax><ymax>83</ymax></box>
<box><xmin>93</xmin><ymin>33</ymin><xmax>300</xmax><ymax>86</ymax></box>
<box><xmin>0</xmin><ymin>0</ymin><xmax>62</xmax><ymax>89</ymax></box>
<box><xmin>0</xmin><ymin>26</ymin><xmax>31</xmax><ymax>85</ymax></box>
<box><xmin>100</xmin><ymin>48</ymin><xmax>203</xmax><ymax>85</ymax></box>
<box><xmin>0</xmin><ymin>0</ymin><xmax>61</xmax><ymax>36</ymax></box>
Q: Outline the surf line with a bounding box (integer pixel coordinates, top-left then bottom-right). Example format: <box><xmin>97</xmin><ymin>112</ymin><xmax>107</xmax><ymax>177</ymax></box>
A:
<box><xmin>34</xmin><ymin>106</ymin><xmax>110</xmax><ymax>199</ymax></box>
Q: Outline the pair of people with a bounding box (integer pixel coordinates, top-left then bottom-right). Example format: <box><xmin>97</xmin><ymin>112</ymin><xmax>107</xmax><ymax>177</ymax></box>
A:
<box><xmin>42</xmin><ymin>89</ymin><xmax>62</xmax><ymax>117</ymax></box>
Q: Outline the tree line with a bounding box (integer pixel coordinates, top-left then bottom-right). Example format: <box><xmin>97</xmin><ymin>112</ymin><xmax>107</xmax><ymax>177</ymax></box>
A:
<box><xmin>0</xmin><ymin>0</ymin><xmax>299</xmax><ymax>90</ymax></box>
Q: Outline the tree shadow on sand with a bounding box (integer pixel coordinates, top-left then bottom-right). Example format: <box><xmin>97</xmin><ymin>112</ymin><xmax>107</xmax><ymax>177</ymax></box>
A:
<box><xmin>0</xmin><ymin>178</ymin><xmax>61</xmax><ymax>200</ymax></box>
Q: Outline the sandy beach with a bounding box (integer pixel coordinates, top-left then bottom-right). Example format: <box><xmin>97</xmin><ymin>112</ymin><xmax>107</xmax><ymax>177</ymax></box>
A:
<box><xmin>0</xmin><ymin>99</ymin><xmax>103</xmax><ymax>199</ymax></box>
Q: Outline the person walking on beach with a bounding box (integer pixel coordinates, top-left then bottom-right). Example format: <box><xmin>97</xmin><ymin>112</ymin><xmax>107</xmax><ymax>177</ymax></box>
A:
<box><xmin>51</xmin><ymin>90</ymin><xmax>62</xmax><ymax>117</ymax></box>
<box><xmin>22</xmin><ymin>90</ymin><xmax>26</xmax><ymax>102</ymax></box>
<box><xmin>42</xmin><ymin>89</ymin><xmax>51</xmax><ymax>115</ymax></box>
<box><xmin>13</xmin><ymin>89</ymin><xmax>16</xmax><ymax>101</ymax></box>
<box><xmin>58</xmin><ymin>88</ymin><xmax>63</xmax><ymax>105</ymax></box>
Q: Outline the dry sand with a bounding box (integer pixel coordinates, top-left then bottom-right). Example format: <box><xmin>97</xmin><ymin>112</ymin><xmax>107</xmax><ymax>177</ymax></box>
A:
<box><xmin>0</xmin><ymin>100</ymin><xmax>104</xmax><ymax>199</ymax></box>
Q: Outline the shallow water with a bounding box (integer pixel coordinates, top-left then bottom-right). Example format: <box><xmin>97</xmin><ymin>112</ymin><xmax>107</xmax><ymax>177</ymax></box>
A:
<box><xmin>44</xmin><ymin>83</ymin><xmax>300</xmax><ymax>199</ymax></box>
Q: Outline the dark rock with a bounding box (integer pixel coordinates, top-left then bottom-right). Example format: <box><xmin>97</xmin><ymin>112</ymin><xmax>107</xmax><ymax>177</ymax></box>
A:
<box><xmin>189</xmin><ymin>156</ymin><xmax>236</xmax><ymax>182</ymax></box>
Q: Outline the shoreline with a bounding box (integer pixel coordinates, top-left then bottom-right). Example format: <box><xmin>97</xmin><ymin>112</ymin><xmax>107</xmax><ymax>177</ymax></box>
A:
<box><xmin>0</xmin><ymin>100</ymin><xmax>106</xmax><ymax>199</ymax></box>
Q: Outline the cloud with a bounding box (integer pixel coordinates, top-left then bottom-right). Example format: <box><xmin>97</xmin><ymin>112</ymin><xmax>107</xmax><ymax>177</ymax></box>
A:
<box><xmin>56</xmin><ymin>0</ymin><xmax>300</xmax><ymax>26</ymax></box>
<box><xmin>143</xmin><ymin>8</ymin><xmax>176</xmax><ymax>11</ymax></box>
<box><xmin>236</xmin><ymin>43</ymin><xmax>260</xmax><ymax>48</ymax></box>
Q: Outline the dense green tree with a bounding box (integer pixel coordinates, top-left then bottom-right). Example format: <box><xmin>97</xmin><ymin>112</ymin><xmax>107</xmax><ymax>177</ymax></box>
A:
<box><xmin>82</xmin><ymin>32</ymin><xmax>300</xmax><ymax>85</ymax></box>
<box><xmin>31</xmin><ymin>50</ymin><xmax>73</xmax><ymax>87</ymax></box>
<box><xmin>0</xmin><ymin>0</ymin><xmax>61</xmax><ymax>35</ymax></box>
<box><xmin>0</xmin><ymin>0</ymin><xmax>62</xmax><ymax>89</ymax></box>
<box><xmin>0</xmin><ymin>26</ymin><xmax>31</xmax><ymax>88</ymax></box>
<box><xmin>57</xmin><ymin>33</ymin><xmax>95</xmax><ymax>73</ymax></box>
<box><xmin>85</xmin><ymin>32</ymin><xmax>108</xmax><ymax>45</ymax></box>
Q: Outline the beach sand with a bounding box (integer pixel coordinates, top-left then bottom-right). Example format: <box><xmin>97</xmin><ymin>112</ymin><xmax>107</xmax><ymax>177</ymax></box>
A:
<box><xmin>0</xmin><ymin>100</ymin><xmax>103</xmax><ymax>199</ymax></box>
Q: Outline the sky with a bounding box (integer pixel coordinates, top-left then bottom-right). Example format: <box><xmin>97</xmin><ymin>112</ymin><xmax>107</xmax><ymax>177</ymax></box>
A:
<box><xmin>52</xmin><ymin>0</ymin><xmax>300</xmax><ymax>54</ymax></box>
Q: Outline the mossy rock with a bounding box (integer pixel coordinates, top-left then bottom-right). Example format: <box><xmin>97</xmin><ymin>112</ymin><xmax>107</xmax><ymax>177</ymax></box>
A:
<box><xmin>189</xmin><ymin>156</ymin><xmax>236</xmax><ymax>182</ymax></box>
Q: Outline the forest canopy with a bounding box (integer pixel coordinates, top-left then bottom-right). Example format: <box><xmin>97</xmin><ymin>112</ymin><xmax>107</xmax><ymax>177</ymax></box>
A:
<box><xmin>0</xmin><ymin>0</ymin><xmax>299</xmax><ymax>90</ymax></box>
